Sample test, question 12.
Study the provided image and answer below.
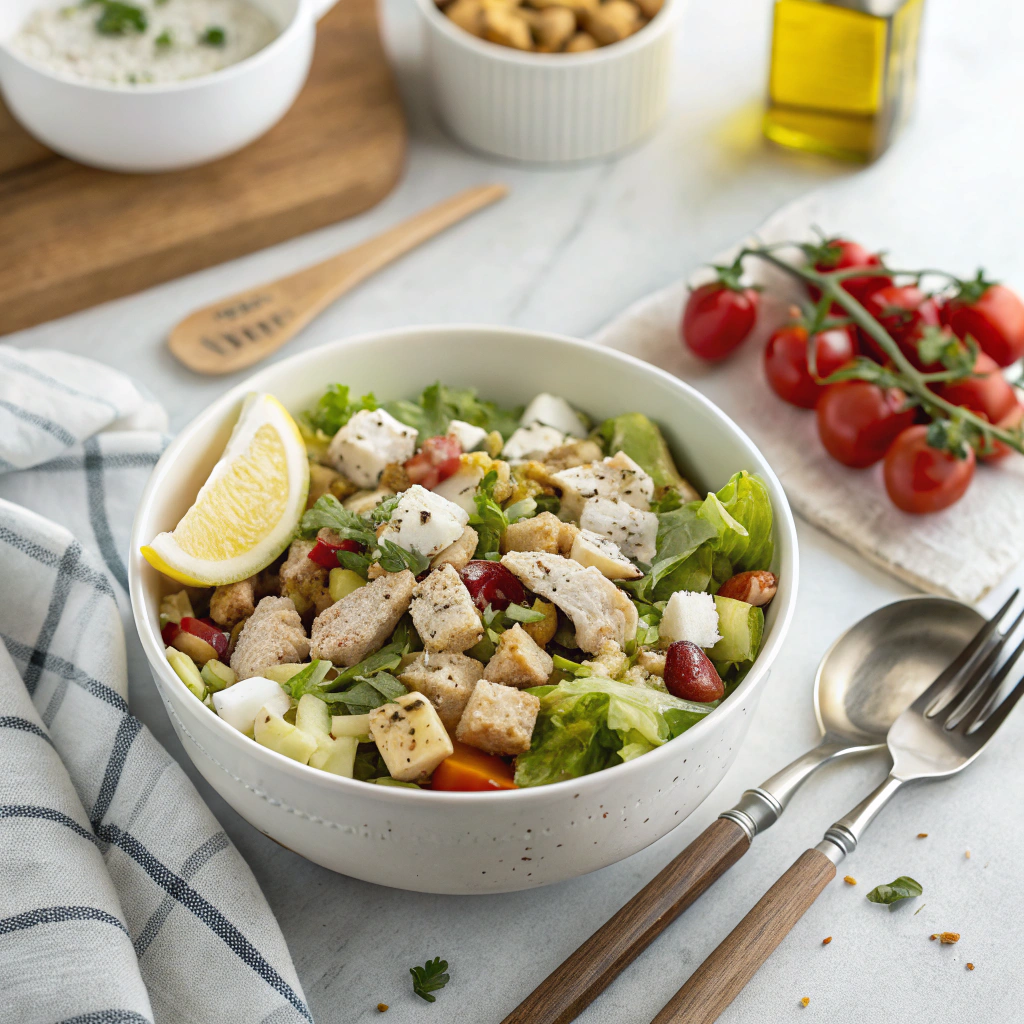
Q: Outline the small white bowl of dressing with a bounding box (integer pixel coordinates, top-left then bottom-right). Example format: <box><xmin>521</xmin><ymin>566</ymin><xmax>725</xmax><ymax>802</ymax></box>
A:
<box><xmin>0</xmin><ymin>0</ymin><xmax>337</xmax><ymax>172</ymax></box>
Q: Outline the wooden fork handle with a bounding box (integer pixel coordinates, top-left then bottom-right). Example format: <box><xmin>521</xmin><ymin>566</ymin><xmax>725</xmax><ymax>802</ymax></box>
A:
<box><xmin>500</xmin><ymin>817</ymin><xmax>750</xmax><ymax>1024</ymax></box>
<box><xmin>651</xmin><ymin>848</ymin><xmax>836</xmax><ymax>1024</ymax></box>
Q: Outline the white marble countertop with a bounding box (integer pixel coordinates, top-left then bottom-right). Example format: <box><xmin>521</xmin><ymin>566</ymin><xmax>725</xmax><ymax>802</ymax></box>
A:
<box><xmin>6</xmin><ymin>0</ymin><xmax>1024</xmax><ymax>1019</ymax></box>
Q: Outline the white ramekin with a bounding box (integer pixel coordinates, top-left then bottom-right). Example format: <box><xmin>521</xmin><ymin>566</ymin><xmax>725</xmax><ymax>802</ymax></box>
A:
<box><xmin>129</xmin><ymin>325</ymin><xmax>799</xmax><ymax>894</ymax></box>
<box><xmin>410</xmin><ymin>0</ymin><xmax>677</xmax><ymax>162</ymax></box>
<box><xmin>0</xmin><ymin>0</ymin><xmax>337</xmax><ymax>173</ymax></box>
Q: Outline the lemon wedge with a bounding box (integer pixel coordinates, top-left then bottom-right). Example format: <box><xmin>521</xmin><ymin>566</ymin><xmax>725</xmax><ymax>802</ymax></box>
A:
<box><xmin>142</xmin><ymin>393</ymin><xmax>309</xmax><ymax>586</ymax></box>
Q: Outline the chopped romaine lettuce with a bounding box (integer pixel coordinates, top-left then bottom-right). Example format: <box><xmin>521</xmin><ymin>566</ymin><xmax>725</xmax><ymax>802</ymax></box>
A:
<box><xmin>384</xmin><ymin>382</ymin><xmax>521</xmax><ymax>441</ymax></box>
<box><xmin>514</xmin><ymin>676</ymin><xmax>715</xmax><ymax>787</ymax></box>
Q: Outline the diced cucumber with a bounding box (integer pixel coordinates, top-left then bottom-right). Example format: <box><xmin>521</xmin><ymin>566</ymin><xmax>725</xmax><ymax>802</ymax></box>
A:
<box><xmin>708</xmin><ymin>596</ymin><xmax>764</xmax><ymax>665</ymax></box>
<box><xmin>159</xmin><ymin>590</ymin><xmax>194</xmax><ymax>628</ymax></box>
<box><xmin>263</xmin><ymin>663</ymin><xmax>310</xmax><ymax>685</ymax></box>
<box><xmin>309</xmin><ymin>735</ymin><xmax>358</xmax><ymax>776</ymax></box>
<box><xmin>166</xmin><ymin>646</ymin><xmax>205</xmax><ymax>700</ymax></box>
<box><xmin>201</xmin><ymin>659</ymin><xmax>236</xmax><ymax>693</ymax></box>
<box><xmin>253</xmin><ymin>707</ymin><xmax>318</xmax><ymax>764</ymax></box>
<box><xmin>331</xmin><ymin>713</ymin><xmax>372</xmax><ymax>739</ymax></box>
<box><xmin>296</xmin><ymin>694</ymin><xmax>331</xmax><ymax>737</ymax></box>
<box><xmin>329</xmin><ymin>568</ymin><xmax>366</xmax><ymax>603</ymax></box>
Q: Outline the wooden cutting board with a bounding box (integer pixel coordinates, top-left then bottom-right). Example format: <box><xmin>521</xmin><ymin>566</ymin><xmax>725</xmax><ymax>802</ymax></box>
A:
<box><xmin>0</xmin><ymin>0</ymin><xmax>406</xmax><ymax>336</ymax></box>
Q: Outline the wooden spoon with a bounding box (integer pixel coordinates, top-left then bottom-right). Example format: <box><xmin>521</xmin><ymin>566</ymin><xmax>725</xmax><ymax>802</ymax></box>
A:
<box><xmin>167</xmin><ymin>184</ymin><xmax>508</xmax><ymax>375</ymax></box>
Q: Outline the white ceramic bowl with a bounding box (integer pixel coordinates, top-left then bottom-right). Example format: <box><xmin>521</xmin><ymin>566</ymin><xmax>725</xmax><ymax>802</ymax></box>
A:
<box><xmin>129</xmin><ymin>325</ymin><xmax>798</xmax><ymax>894</ymax></box>
<box><xmin>411</xmin><ymin>0</ymin><xmax>677</xmax><ymax>162</ymax></box>
<box><xmin>0</xmin><ymin>0</ymin><xmax>336</xmax><ymax>173</ymax></box>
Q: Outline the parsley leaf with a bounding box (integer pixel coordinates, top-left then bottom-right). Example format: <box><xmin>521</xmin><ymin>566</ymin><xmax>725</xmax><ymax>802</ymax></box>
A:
<box><xmin>533</xmin><ymin>493</ymin><xmax>561</xmax><ymax>516</ymax></box>
<box><xmin>85</xmin><ymin>0</ymin><xmax>147</xmax><ymax>35</ymax></box>
<box><xmin>303</xmin><ymin>384</ymin><xmax>378</xmax><ymax>436</ymax></box>
<box><xmin>154</xmin><ymin>28</ymin><xmax>172</xmax><ymax>48</ymax></box>
<box><xmin>368</xmin><ymin>494</ymin><xmax>402</xmax><ymax>526</ymax></box>
<box><xmin>468</xmin><ymin>470</ymin><xmax>534</xmax><ymax>560</ymax></box>
<box><xmin>377</xmin><ymin>540</ymin><xmax>431</xmax><ymax>575</ymax></box>
<box><xmin>199</xmin><ymin>25</ymin><xmax>226</xmax><ymax>45</ymax></box>
<box><xmin>282</xmin><ymin>660</ymin><xmax>332</xmax><ymax>701</ymax></box>
<box><xmin>299</xmin><ymin>495</ymin><xmax>377</xmax><ymax>545</ymax></box>
<box><xmin>410</xmin><ymin>957</ymin><xmax>450</xmax><ymax>1003</ymax></box>
<box><xmin>865</xmin><ymin>876</ymin><xmax>923</xmax><ymax>905</ymax></box>
<box><xmin>385</xmin><ymin>382</ymin><xmax>521</xmax><ymax>441</ymax></box>
<box><xmin>325</xmin><ymin>672</ymin><xmax>406</xmax><ymax>713</ymax></box>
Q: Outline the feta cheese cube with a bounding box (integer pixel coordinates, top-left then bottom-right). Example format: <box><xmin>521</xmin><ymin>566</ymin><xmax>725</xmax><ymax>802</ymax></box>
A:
<box><xmin>369</xmin><ymin>691</ymin><xmax>454</xmax><ymax>781</ymax></box>
<box><xmin>502</xmin><ymin>423</ymin><xmax>567</xmax><ymax>462</ymax></box>
<box><xmin>376</xmin><ymin>484</ymin><xmax>470</xmax><ymax>558</ymax></box>
<box><xmin>433</xmin><ymin>465</ymin><xmax>484</xmax><ymax>514</ymax></box>
<box><xmin>550</xmin><ymin>450</ymin><xmax>654</xmax><ymax>519</ymax></box>
<box><xmin>326</xmin><ymin>408</ymin><xmax>418</xmax><ymax>488</ymax></box>
<box><xmin>660</xmin><ymin>591</ymin><xmax>722</xmax><ymax>648</ymax></box>
<box><xmin>580</xmin><ymin>496</ymin><xmax>658</xmax><ymax>564</ymax></box>
<box><xmin>521</xmin><ymin>393</ymin><xmax>588</xmax><ymax>438</ymax></box>
<box><xmin>213</xmin><ymin>675</ymin><xmax>290</xmax><ymax>734</ymax></box>
<box><xmin>447</xmin><ymin>419</ymin><xmax>488</xmax><ymax>452</ymax></box>
<box><xmin>570</xmin><ymin>529</ymin><xmax>642</xmax><ymax>580</ymax></box>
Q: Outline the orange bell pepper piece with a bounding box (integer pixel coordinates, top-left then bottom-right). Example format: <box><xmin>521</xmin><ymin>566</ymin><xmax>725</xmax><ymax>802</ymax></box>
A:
<box><xmin>430</xmin><ymin>739</ymin><xmax>517</xmax><ymax>792</ymax></box>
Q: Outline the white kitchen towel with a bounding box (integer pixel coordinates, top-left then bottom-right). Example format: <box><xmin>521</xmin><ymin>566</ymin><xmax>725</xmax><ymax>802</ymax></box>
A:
<box><xmin>594</xmin><ymin>165</ymin><xmax>1024</xmax><ymax>603</ymax></box>
<box><xmin>0</xmin><ymin>345</ymin><xmax>313</xmax><ymax>1024</ymax></box>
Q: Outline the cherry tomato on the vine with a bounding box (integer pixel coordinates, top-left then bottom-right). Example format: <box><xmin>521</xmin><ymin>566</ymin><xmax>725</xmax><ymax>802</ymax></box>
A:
<box><xmin>816</xmin><ymin>379</ymin><xmax>916</xmax><ymax>468</ymax></box>
<box><xmin>682</xmin><ymin>282</ymin><xmax>759</xmax><ymax>362</ymax></box>
<box><xmin>883</xmin><ymin>425</ymin><xmax>976</xmax><ymax>514</ymax></box>
<box><xmin>809</xmin><ymin>238</ymin><xmax>892</xmax><ymax>310</ymax></box>
<box><xmin>763</xmin><ymin>323</ymin><xmax>857</xmax><ymax>409</ymax></box>
<box><xmin>860</xmin><ymin>285</ymin><xmax>942</xmax><ymax>368</ymax></box>
<box><xmin>404</xmin><ymin>435</ymin><xmax>462</xmax><ymax>490</ymax></box>
<box><xmin>942</xmin><ymin>281</ymin><xmax>1024</xmax><ymax>368</ymax></box>
<box><xmin>935</xmin><ymin>352</ymin><xmax>1022</xmax><ymax>462</ymax></box>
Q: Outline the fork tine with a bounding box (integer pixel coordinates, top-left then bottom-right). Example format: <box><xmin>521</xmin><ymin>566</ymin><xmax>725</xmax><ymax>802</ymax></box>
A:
<box><xmin>910</xmin><ymin>589</ymin><xmax>1020</xmax><ymax>717</ymax></box>
<box><xmin>958</xmin><ymin>631</ymin><xmax>1024</xmax><ymax>737</ymax></box>
<box><xmin>943</xmin><ymin>607</ymin><xmax>1024</xmax><ymax>727</ymax></box>
<box><xmin>963</xmin><ymin>665</ymin><xmax>1024</xmax><ymax>746</ymax></box>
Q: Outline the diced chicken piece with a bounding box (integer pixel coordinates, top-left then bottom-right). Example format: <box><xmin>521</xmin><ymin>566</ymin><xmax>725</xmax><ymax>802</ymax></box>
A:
<box><xmin>209</xmin><ymin>576</ymin><xmax>257</xmax><ymax>627</ymax></box>
<box><xmin>379</xmin><ymin>461</ymin><xmax>411</xmax><ymax>493</ymax></box>
<box><xmin>307</xmin><ymin>462</ymin><xmax>357</xmax><ymax>508</ymax></box>
<box><xmin>279</xmin><ymin>538</ymin><xmax>332</xmax><ymax>618</ymax></box>
<box><xmin>660</xmin><ymin>591</ymin><xmax>722</xmax><ymax>648</ymax></box>
<box><xmin>399</xmin><ymin>651</ymin><xmax>483</xmax><ymax>731</ymax></box>
<box><xmin>570</xmin><ymin>529</ymin><xmax>642</xmax><ymax>581</ymax></box>
<box><xmin>483</xmin><ymin>624</ymin><xmax>553</xmax><ymax>689</ymax></box>
<box><xmin>431</xmin><ymin>525</ymin><xmax>479</xmax><ymax>573</ymax></box>
<box><xmin>434</xmin><ymin>452</ymin><xmax>512</xmax><ymax>514</ymax></box>
<box><xmin>456</xmin><ymin>679</ymin><xmax>540</xmax><ymax>756</ymax></box>
<box><xmin>310</xmin><ymin>570</ymin><xmax>416</xmax><ymax>666</ymax></box>
<box><xmin>521</xmin><ymin>393</ymin><xmax>588</xmax><ymax>438</ymax></box>
<box><xmin>410</xmin><ymin>564</ymin><xmax>484</xmax><ymax>654</ymax></box>
<box><xmin>580</xmin><ymin>496</ymin><xmax>658</xmax><ymax>564</ymax></box>
<box><xmin>447</xmin><ymin>419</ymin><xmax>488</xmax><ymax>452</ymax></box>
<box><xmin>502</xmin><ymin>424</ymin><xmax>566</xmax><ymax>462</ymax></box>
<box><xmin>500</xmin><ymin>511</ymin><xmax>577</xmax><ymax>556</ymax></box>
<box><xmin>582</xmin><ymin>640</ymin><xmax>630</xmax><ymax>680</ymax></box>
<box><xmin>230</xmin><ymin>597</ymin><xmax>310</xmax><ymax>681</ymax></box>
<box><xmin>550</xmin><ymin>450</ymin><xmax>654</xmax><ymax>519</ymax></box>
<box><xmin>501</xmin><ymin>551</ymin><xmax>638</xmax><ymax>654</ymax></box>
<box><xmin>369</xmin><ymin>692</ymin><xmax>454</xmax><ymax>782</ymax></box>
<box><xmin>326</xmin><ymin>408</ymin><xmax>418</xmax><ymax>488</ymax></box>
<box><xmin>376</xmin><ymin>484</ymin><xmax>469</xmax><ymax>558</ymax></box>
<box><xmin>637</xmin><ymin>649</ymin><xmax>666</xmax><ymax>676</ymax></box>
<box><xmin>542</xmin><ymin>439</ymin><xmax>604</xmax><ymax>473</ymax></box>
<box><xmin>343</xmin><ymin>487</ymin><xmax>395</xmax><ymax>515</ymax></box>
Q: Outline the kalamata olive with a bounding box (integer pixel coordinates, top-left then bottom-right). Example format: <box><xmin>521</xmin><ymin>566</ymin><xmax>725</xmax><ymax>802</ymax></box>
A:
<box><xmin>460</xmin><ymin>560</ymin><xmax>526</xmax><ymax>611</ymax></box>
<box><xmin>663</xmin><ymin>640</ymin><xmax>724</xmax><ymax>703</ymax></box>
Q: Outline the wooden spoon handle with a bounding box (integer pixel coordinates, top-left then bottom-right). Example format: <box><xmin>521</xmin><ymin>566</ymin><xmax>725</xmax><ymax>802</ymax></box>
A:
<box><xmin>651</xmin><ymin>848</ymin><xmax>836</xmax><ymax>1024</ymax></box>
<box><xmin>500</xmin><ymin>817</ymin><xmax>750</xmax><ymax>1024</ymax></box>
<box><xmin>167</xmin><ymin>184</ymin><xmax>508</xmax><ymax>375</ymax></box>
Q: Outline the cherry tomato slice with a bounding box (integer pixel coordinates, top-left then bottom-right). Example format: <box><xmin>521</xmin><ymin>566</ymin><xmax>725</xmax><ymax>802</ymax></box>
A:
<box><xmin>460</xmin><ymin>560</ymin><xmax>526</xmax><ymax>612</ymax></box>
<box><xmin>883</xmin><ymin>425</ymin><xmax>976</xmax><ymax>514</ymax></box>
<box><xmin>681</xmin><ymin>283</ymin><xmax>759</xmax><ymax>362</ymax></box>
<box><xmin>179</xmin><ymin>616</ymin><xmax>228</xmax><ymax>659</ymax></box>
<box><xmin>307</xmin><ymin>536</ymin><xmax>363</xmax><ymax>567</ymax></box>
<box><xmin>404</xmin><ymin>435</ymin><xmax>462</xmax><ymax>490</ymax></box>
<box><xmin>816</xmin><ymin>380</ymin><xmax>916</xmax><ymax>468</ymax></box>
<box><xmin>763</xmin><ymin>324</ymin><xmax>857</xmax><ymax>409</ymax></box>
<box><xmin>943</xmin><ymin>282</ymin><xmax>1024</xmax><ymax>368</ymax></box>
<box><xmin>161</xmin><ymin>620</ymin><xmax>182</xmax><ymax>645</ymax></box>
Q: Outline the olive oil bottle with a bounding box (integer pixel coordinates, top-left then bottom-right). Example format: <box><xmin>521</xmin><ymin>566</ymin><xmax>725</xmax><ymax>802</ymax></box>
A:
<box><xmin>764</xmin><ymin>0</ymin><xmax>925</xmax><ymax>162</ymax></box>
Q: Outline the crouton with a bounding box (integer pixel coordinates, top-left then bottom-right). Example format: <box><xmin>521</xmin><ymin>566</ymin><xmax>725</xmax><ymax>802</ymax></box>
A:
<box><xmin>310</xmin><ymin>570</ymin><xmax>416</xmax><ymax>666</ymax></box>
<box><xmin>307</xmin><ymin>462</ymin><xmax>357</xmax><ymax>508</ymax></box>
<box><xmin>500</xmin><ymin>511</ymin><xmax>577</xmax><ymax>556</ymax></box>
<box><xmin>379</xmin><ymin>461</ymin><xmax>411</xmax><ymax>493</ymax></box>
<box><xmin>230</xmin><ymin>596</ymin><xmax>310</xmax><ymax>681</ymax></box>
<box><xmin>484</xmin><ymin>624</ymin><xmax>553</xmax><ymax>688</ymax></box>
<box><xmin>279</xmin><ymin>538</ymin><xmax>332</xmax><ymax>618</ymax></box>
<box><xmin>456</xmin><ymin>679</ymin><xmax>540</xmax><ymax>756</ymax></box>
<box><xmin>637</xmin><ymin>649</ymin><xmax>666</xmax><ymax>676</ymax></box>
<box><xmin>343</xmin><ymin>488</ymin><xmax>396</xmax><ymax>515</ymax></box>
<box><xmin>209</xmin><ymin>576</ymin><xmax>257</xmax><ymax>627</ymax></box>
<box><xmin>431</xmin><ymin>525</ymin><xmax>479</xmax><ymax>573</ymax></box>
<box><xmin>399</xmin><ymin>651</ymin><xmax>483</xmax><ymax>731</ymax></box>
<box><xmin>542</xmin><ymin>439</ymin><xmax>604</xmax><ymax>473</ymax></box>
<box><xmin>410</xmin><ymin>564</ymin><xmax>484</xmax><ymax>654</ymax></box>
<box><xmin>501</xmin><ymin>551</ymin><xmax>638</xmax><ymax>654</ymax></box>
<box><xmin>582</xmin><ymin>640</ymin><xmax>629</xmax><ymax>680</ymax></box>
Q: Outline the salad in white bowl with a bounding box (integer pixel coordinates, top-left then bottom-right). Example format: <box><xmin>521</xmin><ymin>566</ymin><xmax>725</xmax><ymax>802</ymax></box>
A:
<box><xmin>145</xmin><ymin>381</ymin><xmax>778</xmax><ymax>793</ymax></box>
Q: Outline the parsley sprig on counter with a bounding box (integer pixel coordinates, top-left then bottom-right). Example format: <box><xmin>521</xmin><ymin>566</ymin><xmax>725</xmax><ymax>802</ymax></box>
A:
<box><xmin>410</xmin><ymin>957</ymin><xmax>450</xmax><ymax>1003</ymax></box>
<box><xmin>84</xmin><ymin>0</ymin><xmax>147</xmax><ymax>35</ymax></box>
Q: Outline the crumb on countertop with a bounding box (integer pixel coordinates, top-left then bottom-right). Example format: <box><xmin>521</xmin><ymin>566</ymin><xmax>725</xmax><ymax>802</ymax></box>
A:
<box><xmin>930</xmin><ymin>932</ymin><xmax>960</xmax><ymax>944</ymax></box>
<box><xmin>843</xmin><ymin>875</ymin><xmax>857</xmax><ymax>885</ymax></box>
<box><xmin>967</xmin><ymin>963</ymin><xmax>975</xmax><ymax>971</ymax></box>
<box><xmin>915</xmin><ymin>903</ymin><xmax>926</xmax><ymax>915</ymax></box>
<box><xmin>800</xmin><ymin>997</ymin><xmax>810</xmax><ymax>1007</ymax></box>
<box><xmin>965</xmin><ymin>850</ymin><xmax>971</xmax><ymax>859</ymax></box>
<box><xmin>377</xmin><ymin>1004</ymin><xmax>388</xmax><ymax>1012</ymax></box>
<box><xmin>822</xmin><ymin>936</ymin><xmax>832</xmax><ymax>945</ymax></box>
<box><xmin>918</xmin><ymin>832</ymin><xmax>928</xmax><ymax>838</ymax></box>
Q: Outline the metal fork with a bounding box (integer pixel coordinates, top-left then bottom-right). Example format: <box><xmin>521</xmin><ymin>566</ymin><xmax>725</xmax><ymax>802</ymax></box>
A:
<box><xmin>651</xmin><ymin>591</ymin><xmax>1024</xmax><ymax>1024</ymax></box>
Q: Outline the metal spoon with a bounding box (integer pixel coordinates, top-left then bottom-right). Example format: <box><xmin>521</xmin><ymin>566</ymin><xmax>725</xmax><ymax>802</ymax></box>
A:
<box><xmin>500</xmin><ymin>596</ymin><xmax>984</xmax><ymax>1024</ymax></box>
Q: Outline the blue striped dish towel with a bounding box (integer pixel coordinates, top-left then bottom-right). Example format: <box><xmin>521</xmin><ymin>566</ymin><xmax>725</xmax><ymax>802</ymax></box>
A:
<box><xmin>0</xmin><ymin>345</ymin><xmax>313</xmax><ymax>1024</ymax></box>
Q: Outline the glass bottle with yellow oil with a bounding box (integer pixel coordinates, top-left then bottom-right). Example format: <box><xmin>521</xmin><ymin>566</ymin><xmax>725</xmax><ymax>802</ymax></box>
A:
<box><xmin>764</xmin><ymin>0</ymin><xmax>925</xmax><ymax>162</ymax></box>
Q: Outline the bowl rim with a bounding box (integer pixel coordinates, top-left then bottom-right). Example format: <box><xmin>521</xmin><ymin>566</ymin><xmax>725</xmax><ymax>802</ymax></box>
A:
<box><xmin>129</xmin><ymin>323</ymin><xmax>799</xmax><ymax>807</ymax></box>
<box><xmin>0</xmin><ymin>0</ymin><xmax>310</xmax><ymax>95</ymax></box>
<box><xmin>410</xmin><ymin>0</ymin><xmax>677</xmax><ymax>68</ymax></box>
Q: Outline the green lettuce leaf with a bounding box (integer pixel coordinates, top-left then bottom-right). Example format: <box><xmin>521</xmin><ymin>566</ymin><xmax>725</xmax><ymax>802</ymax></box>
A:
<box><xmin>514</xmin><ymin>676</ymin><xmax>715</xmax><ymax>787</ymax></box>
<box><xmin>383</xmin><ymin>382</ymin><xmax>521</xmax><ymax>441</ymax></box>
<box><xmin>714</xmin><ymin>471</ymin><xmax>774</xmax><ymax>572</ymax></box>
<box><xmin>303</xmin><ymin>384</ymin><xmax>378</xmax><ymax>436</ymax></box>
